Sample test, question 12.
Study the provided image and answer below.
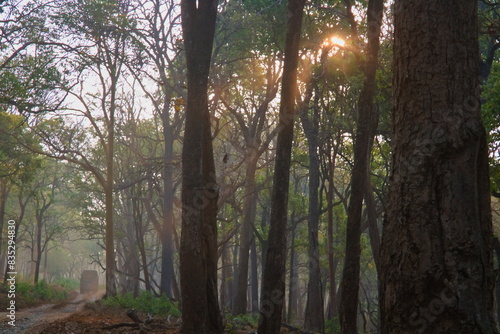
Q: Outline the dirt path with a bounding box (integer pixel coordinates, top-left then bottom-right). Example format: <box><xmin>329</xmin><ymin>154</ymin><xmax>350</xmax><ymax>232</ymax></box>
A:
<box><xmin>0</xmin><ymin>291</ymin><xmax>104</xmax><ymax>334</ymax></box>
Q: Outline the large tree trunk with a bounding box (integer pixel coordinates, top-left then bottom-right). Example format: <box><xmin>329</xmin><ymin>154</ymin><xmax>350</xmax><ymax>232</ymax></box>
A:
<box><xmin>180</xmin><ymin>1</ymin><xmax>222</xmax><ymax>333</ymax></box>
<box><xmin>338</xmin><ymin>0</ymin><xmax>384</xmax><ymax>332</ymax></box>
<box><xmin>257</xmin><ymin>0</ymin><xmax>305</xmax><ymax>332</ymax></box>
<box><xmin>379</xmin><ymin>1</ymin><xmax>497</xmax><ymax>333</ymax></box>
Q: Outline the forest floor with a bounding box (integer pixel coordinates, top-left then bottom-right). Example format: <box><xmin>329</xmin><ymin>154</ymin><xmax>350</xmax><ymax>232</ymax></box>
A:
<box><xmin>0</xmin><ymin>290</ymin><xmax>268</xmax><ymax>334</ymax></box>
<box><xmin>0</xmin><ymin>290</ymin><xmax>304</xmax><ymax>334</ymax></box>
<box><xmin>0</xmin><ymin>290</ymin><xmax>183</xmax><ymax>333</ymax></box>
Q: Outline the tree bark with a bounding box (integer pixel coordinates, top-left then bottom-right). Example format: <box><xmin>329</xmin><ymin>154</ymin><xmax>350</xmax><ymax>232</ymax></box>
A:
<box><xmin>104</xmin><ymin>53</ymin><xmax>119</xmax><ymax>298</ymax></box>
<box><xmin>380</xmin><ymin>1</ymin><xmax>497</xmax><ymax>333</ymax></box>
<box><xmin>180</xmin><ymin>0</ymin><xmax>223</xmax><ymax>333</ymax></box>
<box><xmin>338</xmin><ymin>0</ymin><xmax>383</xmax><ymax>332</ymax></box>
<box><xmin>325</xmin><ymin>138</ymin><xmax>340</xmax><ymax>320</ymax></box>
<box><xmin>301</xmin><ymin>86</ymin><xmax>324</xmax><ymax>332</ymax></box>
<box><xmin>160</xmin><ymin>105</ymin><xmax>176</xmax><ymax>298</ymax></box>
<box><xmin>232</xmin><ymin>155</ymin><xmax>258</xmax><ymax>315</ymax></box>
<box><xmin>257</xmin><ymin>0</ymin><xmax>305</xmax><ymax>332</ymax></box>
<box><xmin>287</xmin><ymin>226</ymin><xmax>298</xmax><ymax>324</ymax></box>
<box><xmin>493</xmin><ymin>237</ymin><xmax>500</xmax><ymax>326</ymax></box>
<box><xmin>250</xmin><ymin>235</ymin><xmax>259</xmax><ymax>313</ymax></box>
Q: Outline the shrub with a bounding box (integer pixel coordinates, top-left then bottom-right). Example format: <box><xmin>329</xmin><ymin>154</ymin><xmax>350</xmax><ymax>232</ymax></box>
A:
<box><xmin>33</xmin><ymin>280</ymin><xmax>67</xmax><ymax>301</ymax></box>
<box><xmin>103</xmin><ymin>291</ymin><xmax>180</xmax><ymax>317</ymax></box>
<box><xmin>325</xmin><ymin>317</ymin><xmax>341</xmax><ymax>334</ymax></box>
<box><xmin>224</xmin><ymin>313</ymin><xmax>259</xmax><ymax>332</ymax></box>
<box><xmin>53</xmin><ymin>277</ymin><xmax>80</xmax><ymax>290</ymax></box>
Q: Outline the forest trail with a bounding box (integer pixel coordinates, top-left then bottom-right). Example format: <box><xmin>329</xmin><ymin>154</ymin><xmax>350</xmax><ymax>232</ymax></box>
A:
<box><xmin>0</xmin><ymin>290</ymin><xmax>104</xmax><ymax>333</ymax></box>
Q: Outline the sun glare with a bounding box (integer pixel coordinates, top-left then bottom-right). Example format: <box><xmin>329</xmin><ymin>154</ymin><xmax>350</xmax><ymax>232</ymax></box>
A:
<box><xmin>322</xmin><ymin>36</ymin><xmax>346</xmax><ymax>49</ymax></box>
<box><xmin>329</xmin><ymin>36</ymin><xmax>346</xmax><ymax>47</ymax></box>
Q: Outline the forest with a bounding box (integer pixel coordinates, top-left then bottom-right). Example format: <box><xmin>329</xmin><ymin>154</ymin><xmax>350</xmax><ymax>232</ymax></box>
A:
<box><xmin>0</xmin><ymin>0</ymin><xmax>499</xmax><ymax>333</ymax></box>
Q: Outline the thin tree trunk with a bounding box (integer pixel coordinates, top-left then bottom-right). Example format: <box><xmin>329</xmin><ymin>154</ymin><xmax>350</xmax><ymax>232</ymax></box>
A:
<box><xmin>250</xmin><ymin>236</ymin><xmax>259</xmax><ymax>313</ymax></box>
<box><xmin>338</xmin><ymin>0</ymin><xmax>383</xmax><ymax>332</ymax></box>
<box><xmin>104</xmin><ymin>72</ymin><xmax>117</xmax><ymax>298</ymax></box>
<box><xmin>364</xmin><ymin>179</ymin><xmax>380</xmax><ymax>275</ymax></box>
<box><xmin>301</xmin><ymin>87</ymin><xmax>324</xmax><ymax>332</ymax></box>
<box><xmin>326</xmin><ymin>139</ymin><xmax>340</xmax><ymax>320</ymax></box>
<box><xmin>287</xmin><ymin>227</ymin><xmax>298</xmax><ymax>324</ymax></box>
<box><xmin>160</xmin><ymin>107</ymin><xmax>175</xmax><ymax>298</ymax></box>
<box><xmin>258</xmin><ymin>0</ymin><xmax>305</xmax><ymax>332</ymax></box>
<box><xmin>33</xmin><ymin>214</ymin><xmax>43</xmax><ymax>284</ymax></box>
<box><xmin>380</xmin><ymin>1</ymin><xmax>497</xmax><ymax>332</ymax></box>
<box><xmin>134</xmin><ymin>199</ymin><xmax>152</xmax><ymax>293</ymax></box>
<box><xmin>220</xmin><ymin>242</ymin><xmax>231</xmax><ymax>308</ymax></box>
<box><xmin>365</xmin><ymin>105</ymin><xmax>381</xmax><ymax>275</ymax></box>
<box><xmin>232</xmin><ymin>157</ymin><xmax>258</xmax><ymax>315</ymax></box>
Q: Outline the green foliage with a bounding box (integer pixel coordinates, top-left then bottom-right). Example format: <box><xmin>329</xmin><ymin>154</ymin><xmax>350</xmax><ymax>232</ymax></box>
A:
<box><xmin>53</xmin><ymin>277</ymin><xmax>80</xmax><ymax>290</ymax></box>
<box><xmin>33</xmin><ymin>280</ymin><xmax>68</xmax><ymax>301</ymax></box>
<box><xmin>102</xmin><ymin>291</ymin><xmax>180</xmax><ymax>316</ymax></box>
<box><xmin>482</xmin><ymin>62</ymin><xmax>500</xmax><ymax>193</ymax></box>
<box><xmin>15</xmin><ymin>280</ymin><xmax>32</xmax><ymax>295</ymax></box>
<box><xmin>224</xmin><ymin>313</ymin><xmax>259</xmax><ymax>333</ymax></box>
<box><xmin>5</xmin><ymin>279</ymin><xmax>68</xmax><ymax>303</ymax></box>
<box><xmin>0</xmin><ymin>111</ymin><xmax>43</xmax><ymax>182</ymax></box>
<box><xmin>325</xmin><ymin>317</ymin><xmax>341</xmax><ymax>334</ymax></box>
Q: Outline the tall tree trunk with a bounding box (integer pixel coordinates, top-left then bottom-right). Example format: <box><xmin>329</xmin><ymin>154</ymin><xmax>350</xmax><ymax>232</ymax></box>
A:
<box><xmin>379</xmin><ymin>1</ymin><xmax>497</xmax><ymax>333</ymax></box>
<box><xmin>232</xmin><ymin>156</ymin><xmax>258</xmax><ymax>315</ymax></box>
<box><xmin>338</xmin><ymin>0</ymin><xmax>383</xmax><ymax>332</ymax></box>
<box><xmin>326</xmin><ymin>138</ymin><xmax>340</xmax><ymax>320</ymax></box>
<box><xmin>180</xmin><ymin>0</ymin><xmax>222</xmax><ymax>332</ymax></box>
<box><xmin>104</xmin><ymin>71</ymin><xmax>118</xmax><ymax>298</ymax></box>
<box><xmin>220</xmin><ymin>241</ymin><xmax>231</xmax><ymax>308</ymax></box>
<box><xmin>33</xmin><ymin>215</ymin><xmax>43</xmax><ymax>284</ymax></box>
<box><xmin>287</xmin><ymin>226</ymin><xmax>298</xmax><ymax>323</ymax></box>
<box><xmin>160</xmin><ymin>102</ymin><xmax>175</xmax><ymax>298</ymax></box>
<box><xmin>258</xmin><ymin>0</ymin><xmax>305</xmax><ymax>332</ymax></box>
<box><xmin>301</xmin><ymin>86</ymin><xmax>324</xmax><ymax>332</ymax></box>
<box><xmin>134</xmin><ymin>195</ymin><xmax>152</xmax><ymax>293</ymax></box>
<box><xmin>250</xmin><ymin>236</ymin><xmax>259</xmax><ymax>313</ymax></box>
<box><xmin>364</xmin><ymin>179</ymin><xmax>381</xmax><ymax>275</ymax></box>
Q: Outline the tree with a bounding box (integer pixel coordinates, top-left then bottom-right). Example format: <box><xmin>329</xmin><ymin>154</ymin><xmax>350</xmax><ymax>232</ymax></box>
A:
<box><xmin>0</xmin><ymin>112</ymin><xmax>42</xmax><ymax>277</ymax></box>
<box><xmin>127</xmin><ymin>0</ymin><xmax>184</xmax><ymax>298</ymax></box>
<box><xmin>380</xmin><ymin>1</ymin><xmax>497</xmax><ymax>333</ymax></box>
<box><xmin>338</xmin><ymin>0</ymin><xmax>384</xmax><ymax>332</ymax></box>
<box><xmin>299</xmin><ymin>64</ymin><xmax>324</xmax><ymax>333</ymax></box>
<box><xmin>179</xmin><ymin>0</ymin><xmax>223</xmax><ymax>332</ymax></box>
<box><xmin>258</xmin><ymin>0</ymin><xmax>305</xmax><ymax>332</ymax></box>
<box><xmin>30</xmin><ymin>0</ymin><xmax>137</xmax><ymax>297</ymax></box>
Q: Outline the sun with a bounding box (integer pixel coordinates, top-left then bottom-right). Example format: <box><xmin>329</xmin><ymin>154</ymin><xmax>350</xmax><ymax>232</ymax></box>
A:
<box><xmin>330</xmin><ymin>36</ymin><xmax>346</xmax><ymax>47</ymax></box>
<box><xmin>322</xmin><ymin>36</ymin><xmax>346</xmax><ymax>48</ymax></box>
